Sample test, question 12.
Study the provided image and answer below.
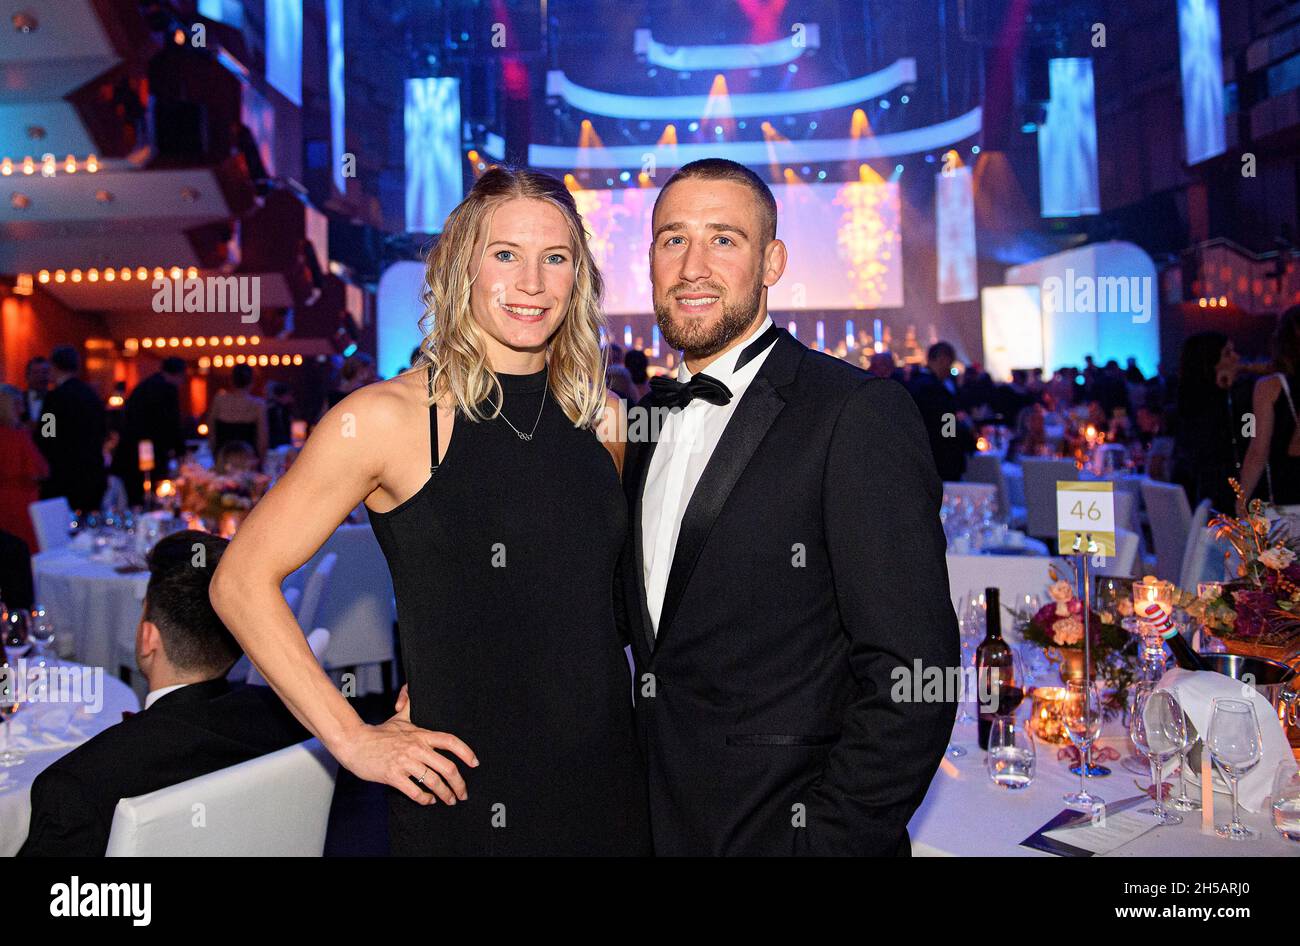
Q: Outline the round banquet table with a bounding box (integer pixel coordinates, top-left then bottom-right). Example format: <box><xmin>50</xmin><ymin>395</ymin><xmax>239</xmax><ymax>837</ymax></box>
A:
<box><xmin>31</xmin><ymin>549</ymin><xmax>149</xmax><ymax>675</ymax></box>
<box><xmin>0</xmin><ymin>663</ymin><xmax>139</xmax><ymax>855</ymax></box>
<box><xmin>909</xmin><ymin>713</ymin><xmax>1300</xmax><ymax>857</ymax></box>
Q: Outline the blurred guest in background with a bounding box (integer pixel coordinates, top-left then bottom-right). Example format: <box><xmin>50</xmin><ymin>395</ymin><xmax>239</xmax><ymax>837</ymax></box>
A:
<box><xmin>1239</xmin><ymin>306</ymin><xmax>1300</xmax><ymax>509</ymax></box>
<box><xmin>23</xmin><ymin>356</ymin><xmax>50</xmax><ymax>427</ymax></box>
<box><xmin>909</xmin><ymin>341</ymin><xmax>975</xmax><ymax>480</ymax></box>
<box><xmin>265</xmin><ymin>381</ymin><xmax>296</xmax><ymax>450</ymax></box>
<box><xmin>0</xmin><ymin>384</ymin><xmax>48</xmax><ymax>553</ymax></box>
<box><xmin>209</xmin><ymin>364</ymin><xmax>268</xmax><ymax>459</ymax></box>
<box><xmin>605</xmin><ymin>353</ymin><xmax>636</xmax><ymax>401</ymax></box>
<box><xmin>323</xmin><ymin>353</ymin><xmax>377</xmax><ymax>413</ymax></box>
<box><xmin>1172</xmin><ymin>331</ymin><xmax>1248</xmax><ymax>514</ymax></box>
<box><xmin>623</xmin><ymin>348</ymin><xmax>652</xmax><ymax>402</ymax></box>
<box><xmin>216</xmin><ymin>440</ymin><xmax>260</xmax><ymax>475</ymax></box>
<box><xmin>111</xmin><ymin>357</ymin><xmax>187</xmax><ymax>507</ymax></box>
<box><xmin>18</xmin><ymin>531</ymin><xmax>307</xmax><ymax>857</ymax></box>
<box><xmin>1007</xmin><ymin>403</ymin><xmax>1052</xmax><ymax>461</ymax></box>
<box><xmin>1093</xmin><ymin>359</ymin><xmax>1131</xmax><ymax>418</ymax></box>
<box><xmin>35</xmin><ymin>345</ymin><xmax>107</xmax><ymax>515</ymax></box>
<box><xmin>868</xmin><ymin>350</ymin><xmax>906</xmax><ymax>384</ymax></box>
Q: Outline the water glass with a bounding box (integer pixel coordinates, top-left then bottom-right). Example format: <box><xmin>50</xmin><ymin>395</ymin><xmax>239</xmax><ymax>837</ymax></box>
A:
<box><xmin>1128</xmin><ymin>684</ymin><xmax>1185</xmax><ymax>825</ymax></box>
<box><xmin>987</xmin><ymin>715</ymin><xmax>1036</xmax><ymax>789</ymax></box>
<box><xmin>1208</xmin><ymin>698</ymin><xmax>1263</xmax><ymax>840</ymax></box>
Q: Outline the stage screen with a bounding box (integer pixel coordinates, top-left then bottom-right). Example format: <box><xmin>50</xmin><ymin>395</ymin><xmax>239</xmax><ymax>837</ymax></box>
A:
<box><xmin>265</xmin><ymin>0</ymin><xmax>302</xmax><ymax>106</ymax></box>
<box><xmin>405</xmin><ymin>78</ymin><xmax>464</xmax><ymax>234</ymax></box>
<box><xmin>1178</xmin><ymin>0</ymin><xmax>1226</xmax><ymax>164</ymax></box>
<box><xmin>981</xmin><ymin>285</ymin><xmax>1043</xmax><ymax>381</ymax></box>
<box><xmin>936</xmin><ymin>165</ymin><xmax>977</xmax><ymax>303</ymax></box>
<box><xmin>1038</xmin><ymin>58</ymin><xmax>1100</xmax><ymax>218</ymax></box>
<box><xmin>576</xmin><ymin>180</ymin><xmax>903</xmax><ymax>314</ymax></box>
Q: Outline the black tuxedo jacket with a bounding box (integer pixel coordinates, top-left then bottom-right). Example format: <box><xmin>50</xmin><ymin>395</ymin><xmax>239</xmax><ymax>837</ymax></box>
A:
<box><xmin>19</xmin><ymin>678</ymin><xmax>309</xmax><ymax>857</ymax></box>
<box><xmin>618</xmin><ymin>330</ymin><xmax>960</xmax><ymax>856</ymax></box>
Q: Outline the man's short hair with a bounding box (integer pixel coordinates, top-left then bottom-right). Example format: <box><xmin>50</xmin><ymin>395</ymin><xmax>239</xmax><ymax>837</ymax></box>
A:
<box><xmin>50</xmin><ymin>345</ymin><xmax>79</xmax><ymax>373</ymax></box>
<box><xmin>160</xmin><ymin>357</ymin><xmax>186</xmax><ymax>376</ymax></box>
<box><xmin>143</xmin><ymin>530</ymin><xmax>241</xmax><ymax>674</ymax></box>
<box><xmin>231</xmin><ymin>364</ymin><xmax>254</xmax><ymax>389</ymax></box>
<box><xmin>927</xmin><ymin>342</ymin><xmax>956</xmax><ymax>363</ymax></box>
<box><xmin>653</xmin><ymin>158</ymin><xmax>778</xmax><ymax>245</ymax></box>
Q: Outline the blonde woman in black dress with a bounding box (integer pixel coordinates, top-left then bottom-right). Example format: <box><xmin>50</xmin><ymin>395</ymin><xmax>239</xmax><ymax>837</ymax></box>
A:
<box><xmin>212</xmin><ymin>167</ymin><xmax>650</xmax><ymax>855</ymax></box>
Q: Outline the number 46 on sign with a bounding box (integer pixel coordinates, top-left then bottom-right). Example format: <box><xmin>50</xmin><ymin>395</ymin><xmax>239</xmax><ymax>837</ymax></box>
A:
<box><xmin>1055</xmin><ymin>481</ymin><xmax>1116</xmax><ymax>557</ymax></box>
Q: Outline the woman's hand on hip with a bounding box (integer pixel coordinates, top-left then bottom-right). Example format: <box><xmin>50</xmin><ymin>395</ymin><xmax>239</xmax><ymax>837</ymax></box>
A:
<box><xmin>337</xmin><ymin>717</ymin><xmax>477</xmax><ymax>806</ymax></box>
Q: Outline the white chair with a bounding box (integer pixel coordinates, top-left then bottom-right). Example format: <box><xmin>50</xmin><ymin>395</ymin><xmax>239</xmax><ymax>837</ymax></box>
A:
<box><xmin>105</xmin><ymin>739</ymin><xmax>338</xmax><ymax>856</ymax></box>
<box><xmin>283</xmin><ymin>526</ymin><xmax>397</xmax><ymax>694</ymax></box>
<box><xmin>1141</xmin><ymin>480</ymin><xmax>1193</xmax><ymax>582</ymax></box>
<box><xmin>1094</xmin><ymin>527</ymin><xmax>1140</xmax><ymax>577</ymax></box>
<box><xmin>295</xmin><ymin>552</ymin><xmax>338</xmax><ymax>633</ymax></box>
<box><xmin>1177</xmin><ymin>499</ymin><xmax>1221</xmax><ymax>590</ymax></box>
<box><xmin>1020</xmin><ymin>458</ymin><xmax>1080</xmax><ymax>541</ymax></box>
<box><xmin>27</xmin><ymin>497</ymin><xmax>71</xmax><ymax>552</ymax></box>
<box><xmin>963</xmin><ymin>455</ymin><xmax>1016</xmax><ymax>522</ymax></box>
<box><xmin>247</xmin><ymin>627</ymin><xmax>331</xmax><ymax>687</ymax></box>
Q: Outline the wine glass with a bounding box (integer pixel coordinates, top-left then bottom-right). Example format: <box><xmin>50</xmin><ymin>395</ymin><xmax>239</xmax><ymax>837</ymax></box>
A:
<box><xmin>987</xmin><ymin>715</ymin><xmax>1036</xmax><ymax>789</ymax></box>
<box><xmin>1128</xmin><ymin>684</ymin><xmax>1185</xmax><ymax>825</ymax></box>
<box><xmin>1063</xmin><ymin>679</ymin><xmax>1105</xmax><ymax>810</ymax></box>
<box><xmin>28</xmin><ymin>605</ymin><xmax>54</xmax><ymax>668</ymax></box>
<box><xmin>1208</xmin><ymin>698</ymin><xmax>1262</xmax><ymax>840</ymax></box>
<box><xmin>1169</xmin><ymin>702</ymin><xmax>1202</xmax><ymax>812</ymax></box>
<box><xmin>3</xmin><ymin>609</ymin><xmax>29</xmax><ymax>659</ymax></box>
<box><xmin>0</xmin><ymin>663</ymin><xmax>22</xmax><ymax>768</ymax></box>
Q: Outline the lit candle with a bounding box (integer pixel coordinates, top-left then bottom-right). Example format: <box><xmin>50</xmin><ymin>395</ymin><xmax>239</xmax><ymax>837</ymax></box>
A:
<box><xmin>138</xmin><ymin>439</ymin><xmax>155</xmax><ymax>472</ymax></box>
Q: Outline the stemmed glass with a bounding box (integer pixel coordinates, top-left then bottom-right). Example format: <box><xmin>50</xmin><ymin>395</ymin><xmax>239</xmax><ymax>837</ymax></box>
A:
<box><xmin>1207</xmin><ymin>698</ymin><xmax>1263</xmax><ymax>840</ymax></box>
<box><xmin>1271</xmin><ymin>762</ymin><xmax>1300</xmax><ymax>842</ymax></box>
<box><xmin>1063</xmin><ymin>679</ymin><xmax>1105</xmax><ymax>810</ymax></box>
<box><xmin>1128</xmin><ymin>684</ymin><xmax>1185</xmax><ymax>825</ymax></box>
<box><xmin>1169</xmin><ymin>703</ymin><xmax>1202</xmax><ymax>812</ymax></box>
<box><xmin>3</xmin><ymin>609</ymin><xmax>29</xmax><ymax>658</ymax></box>
<box><xmin>28</xmin><ymin>605</ymin><xmax>54</xmax><ymax>668</ymax></box>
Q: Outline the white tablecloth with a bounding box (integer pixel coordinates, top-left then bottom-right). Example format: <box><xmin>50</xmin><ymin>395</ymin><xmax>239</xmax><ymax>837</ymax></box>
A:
<box><xmin>909</xmin><ymin>713</ymin><xmax>1300</xmax><ymax>856</ymax></box>
<box><xmin>946</xmin><ymin>553</ymin><xmax>1063</xmax><ymax>616</ymax></box>
<box><xmin>0</xmin><ymin>664</ymin><xmax>139</xmax><ymax>855</ymax></box>
<box><xmin>31</xmin><ymin>550</ymin><xmax>149</xmax><ymax>673</ymax></box>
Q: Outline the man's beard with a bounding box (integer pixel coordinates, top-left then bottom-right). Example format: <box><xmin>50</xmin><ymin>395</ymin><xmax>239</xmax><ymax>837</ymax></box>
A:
<box><xmin>653</xmin><ymin>280</ymin><xmax>763</xmax><ymax>361</ymax></box>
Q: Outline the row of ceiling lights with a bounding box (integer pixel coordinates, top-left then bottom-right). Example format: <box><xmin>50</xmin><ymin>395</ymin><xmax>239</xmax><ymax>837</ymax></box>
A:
<box><xmin>129</xmin><ymin>335</ymin><xmax>262</xmax><ymax>350</ymax></box>
<box><xmin>35</xmin><ymin>267</ymin><xmax>201</xmax><ymax>285</ymax></box>
<box><xmin>1</xmin><ymin>154</ymin><xmax>100</xmax><ymax>177</ymax></box>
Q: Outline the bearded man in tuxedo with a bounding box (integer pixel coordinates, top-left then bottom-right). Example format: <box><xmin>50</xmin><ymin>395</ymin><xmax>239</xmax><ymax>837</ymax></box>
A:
<box><xmin>618</xmin><ymin>158</ymin><xmax>960</xmax><ymax>856</ymax></box>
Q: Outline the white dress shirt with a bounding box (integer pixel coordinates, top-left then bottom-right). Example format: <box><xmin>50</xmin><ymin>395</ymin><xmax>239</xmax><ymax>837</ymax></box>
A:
<box><xmin>641</xmin><ymin>317</ymin><xmax>775</xmax><ymax>636</ymax></box>
<box><xmin>143</xmin><ymin>683</ymin><xmax>190</xmax><ymax>710</ymax></box>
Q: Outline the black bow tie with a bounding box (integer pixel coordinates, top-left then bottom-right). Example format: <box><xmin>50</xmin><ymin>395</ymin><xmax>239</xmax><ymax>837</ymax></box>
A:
<box><xmin>649</xmin><ymin>373</ymin><xmax>733</xmax><ymax>409</ymax></box>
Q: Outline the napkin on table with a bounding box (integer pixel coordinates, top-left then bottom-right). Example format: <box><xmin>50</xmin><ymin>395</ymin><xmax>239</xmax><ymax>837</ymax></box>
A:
<box><xmin>1158</xmin><ymin>667</ymin><xmax>1297</xmax><ymax>813</ymax></box>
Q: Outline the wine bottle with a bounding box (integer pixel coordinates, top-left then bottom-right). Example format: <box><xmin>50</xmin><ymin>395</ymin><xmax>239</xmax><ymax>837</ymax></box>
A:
<box><xmin>975</xmin><ymin>587</ymin><xmax>1016</xmax><ymax>750</ymax></box>
<box><xmin>1139</xmin><ymin>602</ymin><xmax>1208</xmax><ymax>671</ymax></box>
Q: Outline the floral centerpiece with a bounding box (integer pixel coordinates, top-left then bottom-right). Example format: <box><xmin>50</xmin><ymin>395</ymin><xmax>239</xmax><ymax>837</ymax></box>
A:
<box><xmin>1013</xmin><ymin>564</ymin><xmax>1136</xmax><ymax>714</ymax></box>
<box><xmin>1188</xmin><ymin>481</ymin><xmax>1300</xmax><ymax>660</ymax></box>
<box><xmin>177</xmin><ymin>462</ymin><xmax>271</xmax><ymax>531</ymax></box>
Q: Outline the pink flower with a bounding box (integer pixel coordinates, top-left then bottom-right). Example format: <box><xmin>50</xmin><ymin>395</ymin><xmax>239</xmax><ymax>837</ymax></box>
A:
<box><xmin>1053</xmin><ymin>616</ymin><xmax>1084</xmax><ymax>645</ymax></box>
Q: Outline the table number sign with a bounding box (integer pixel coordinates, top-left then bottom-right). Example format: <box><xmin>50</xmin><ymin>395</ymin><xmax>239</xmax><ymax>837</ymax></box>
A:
<box><xmin>1056</xmin><ymin>481</ymin><xmax>1116</xmax><ymax>557</ymax></box>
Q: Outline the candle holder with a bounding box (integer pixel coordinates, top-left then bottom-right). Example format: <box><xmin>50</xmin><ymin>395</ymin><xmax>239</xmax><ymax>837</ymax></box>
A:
<box><xmin>1130</xmin><ymin>576</ymin><xmax>1174</xmax><ymax>684</ymax></box>
<box><xmin>1029</xmin><ymin>686</ymin><xmax>1071</xmax><ymax>744</ymax></box>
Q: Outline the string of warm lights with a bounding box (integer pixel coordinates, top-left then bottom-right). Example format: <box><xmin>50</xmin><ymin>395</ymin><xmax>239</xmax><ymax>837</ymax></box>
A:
<box><xmin>1198</xmin><ymin>296</ymin><xmax>1230</xmax><ymax>307</ymax></box>
<box><xmin>33</xmin><ymin>266</ymin><xmax>201</xmax><ymax>285</ymax></box>
<box><xmin>202</xmin><ymin>354</ymin><xmax>304</xmax><ymax>368</ymax></box>
<box><xmin>0</xmin><ymin>153</ymin><xmax>100</xmax><ymax>176</ymax></box>
<box><xmin>129</xmin><ymin>335</ymin><xmax>262</xmax><ymax>350</ymax></box>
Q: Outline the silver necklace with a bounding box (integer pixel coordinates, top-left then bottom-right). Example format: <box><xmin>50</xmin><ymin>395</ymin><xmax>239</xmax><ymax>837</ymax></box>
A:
<box><xmin>492</xmin><ymin>366</ymin><xmax>547</xmax><ymax>441</ymax></box>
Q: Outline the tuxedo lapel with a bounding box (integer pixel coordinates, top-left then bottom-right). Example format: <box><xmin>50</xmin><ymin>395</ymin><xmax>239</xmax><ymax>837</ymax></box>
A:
<box><xmin>654</xmin><ymin>332</ymin><xmax>802</xmax><ymax>647</ymax></box>
<box><xmin>625</xmin><ymin>395</ymin><xmax>661</xmax><ymax>655</ymax></box>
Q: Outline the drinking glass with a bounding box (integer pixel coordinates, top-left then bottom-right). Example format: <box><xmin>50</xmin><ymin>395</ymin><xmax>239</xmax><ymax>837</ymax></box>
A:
<box><xmin>3</xmin><ymin>609</ymin><xmax>29</xmax><ymax>659</ymax></box>
<box><xmin>1207</xmin><ymin>698</ymin><xmax>1263</xmax><ymax>840</ymax></box>
<box><xmin>1063</xmin><ymin>679</ymin><xmax>1105</xmax><ymax>809</ymax></box>
<box><xmin>1271</xmin><ymin>762</ymin><xmax>1300</xmax><ymax>842</ymax></box>
<box><xmin>1128</xmin><ymin>684</ymin><xmax>1185</xmax><ymax>825</ymax></box>
<box><xmin>28</xmin><ymin>605</ymin><xmax>54</xmax><ymax>668</ymax></box>
<box><xmin>987</xmin><ymin>716</ymin><xmax>1036</xmax><ymax>789</ymax></box>
<box><xmin>0</xmin><ymin>670</ymin><xmax>22</xmax><ymax>768</ymax></box>
<box><xmin>1169</xmin><ymin>704</ymin><xmax>1202</xmax><ymax>812</ymax></box>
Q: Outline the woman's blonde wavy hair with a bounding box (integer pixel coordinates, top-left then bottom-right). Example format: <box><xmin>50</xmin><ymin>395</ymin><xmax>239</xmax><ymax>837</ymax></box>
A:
<box><xmin>414</xmin><ymin>165</ymin><xmax>607</xmax><ymax>427</ymax></box>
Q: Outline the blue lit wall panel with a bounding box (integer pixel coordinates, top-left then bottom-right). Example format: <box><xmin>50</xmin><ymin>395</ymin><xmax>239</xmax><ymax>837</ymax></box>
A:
<box><xmin>1038</xmin><ymin>58</ymin><xmax>1100</xmax><ymax>218</ymax></box>
<box><xmin>405</xmin><ymin>77</ymin><xmax>463</xmax><ymax>234</ymax></box>
<box><xmin>327</xmin><ymin>0</ymin><xmax>346</xmax><ymax>193</ymax></box>
<box><xmin>1178</xmin><ymin>0</ymin><xmax>1227</xmax><ymax>164</ymax></box>
<box><xmin>265</xmin><ymin>0</ymin><xmax>302</xmax><ymax>106</ymax></box>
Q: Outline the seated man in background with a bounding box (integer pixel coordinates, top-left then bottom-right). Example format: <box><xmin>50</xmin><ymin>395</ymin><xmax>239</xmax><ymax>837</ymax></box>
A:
<box><xmin>19</xmin><ymin>530</ymin><xmax>308</xmax><ymax>857</ymax></box>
